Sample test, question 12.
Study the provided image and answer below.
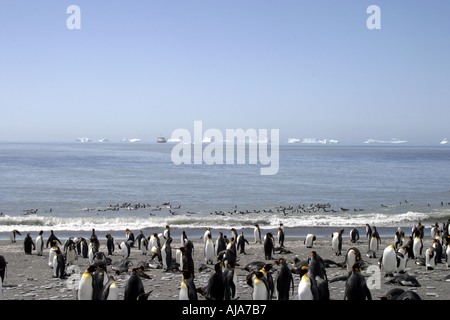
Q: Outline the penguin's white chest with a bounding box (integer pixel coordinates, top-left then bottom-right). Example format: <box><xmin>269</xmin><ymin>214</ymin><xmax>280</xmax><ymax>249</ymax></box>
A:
<box><xmin>369</xmin><ymin>237</ymin><xmax>378</xmax><ymax>251</ymax></box>
<box><xmin>205</xmin><ymin>240</ymin><xmax>215</xmax><ymax>263</ymax></box>
<box><xmin>331</xmin><ymin>234</ymin><xmax>339</xmax><ymax>252</ymax></box>
<box><xmin>106</xmin><ymin>282</ymin><xmax>119</xmax><ymax>300</ymax></box>
<box><xmin>346</xmin><ymin>250</ymin><xmax>357</xmax><ymax>272</ymax></box>
<box><xmin>252</xmin><ymin>280</ymin><xmax>268</xmax><ymax>300</ymax></box>
<box><xmin>382</xmin><ymin>247</ymin><xmax>396</xmax><ymax>273</ymax></box>
<box><xmin>413</xmin><ymin>238</ymin><xmax>422</xmax><ymax>257</ymax></box>
<box><xmin>48</xmin><ymin>248</ymin><xmax>57</xmax><ymax>268</ymax></box>
<box><xmin>179</xmin><ymin>281</ymin><xmax>189</xmax><ymax>300</ymax></box>
<box><xmin>298</xmin><ymin>276</ymin><xmax>313</xmax><ymax>300</ymax></box>
<box><xmin>78</xmin><ymin>273</ymin><xmax>93</xmax><ymax>300</ymax></box>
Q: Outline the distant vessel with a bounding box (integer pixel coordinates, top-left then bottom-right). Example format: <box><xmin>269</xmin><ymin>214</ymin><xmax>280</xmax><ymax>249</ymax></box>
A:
<box><xmin>76</xmin><ymin>137</ymin><xmax>91</xmax><ymax>143</ymax></box>
<box><xmin>156</xmin><ymin>136</ymin><xmax>167</xmax><ymax>143</ymax></box>
<box><xmin>440</xmin><ymin>138</ymin><xmax>448</xmax><ymax>145</ymax></box>
<box><xmin>128</xmin><ymin>138</ymin><xmax>141</xmax><ymax>143</ymax></box>
<box><xmin>288</xmin><ymin>138</ymin><xmax>301</xmax><ymax>144</ymax></box>
<box><xmin>97</xmin><ymin>138</ymin><xmax>109</xmax><ymax>143</ymax></box>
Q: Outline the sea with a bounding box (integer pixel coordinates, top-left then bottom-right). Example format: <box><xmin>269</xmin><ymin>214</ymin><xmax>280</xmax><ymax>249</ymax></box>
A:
<box><xmin>1</xmin><ymin>142</ymin><xmax>450</xmax><ymax>240</ymax></box>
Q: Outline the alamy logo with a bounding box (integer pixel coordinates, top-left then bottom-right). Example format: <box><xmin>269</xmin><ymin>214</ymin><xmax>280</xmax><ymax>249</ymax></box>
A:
<box><xmin>170</xmin><ymin>121</ymin><xmax>279</xmax><ymax>175</ymax></box>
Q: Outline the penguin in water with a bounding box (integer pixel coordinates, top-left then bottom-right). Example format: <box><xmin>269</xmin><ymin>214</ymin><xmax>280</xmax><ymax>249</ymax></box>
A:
<box><xmin>162</xmin><ymin>237</ymin><xmax>173</xmax><ymax>272</ymax></box>
<box><xmin>105</xmin><ymin>234</ymin><xmax>114</xmax><ymax>255</ymax></box>
<box><xmin>381</xmin><ymin>244</ymin><xmax>397</xmax><ymax>276</ymax></box>
<box><xmin>413</xmin><ymin>235</ymin><xmax>423</xmax><ymax>258</ymax></box>
<box><xmin>344</xmin><ymin>263</ymin><xmax>372</xmax><ymax>300</ymax></box>
<box><xmin>277</xmin><ymin>227</ymin><xmax>285</xmax><ymax>248</ymax></box>
<box><xmin>254</xmin><ymin>224</ymin><xmax>262</xmax><ymax>244</ymax></box>
<box><xmin>369</xmin><ymin>226</ymin><xmax>381</xmax><ymax>251</ymax></box>
<box><xmin>349</xmin><ymin>228</ymin><xmax>360</xmax><ymax>243</ymax></box>
<box><xmin>100</xmin><ymin>275</ymin><xmax>119</xmax><ymax>300</ymax></box>
<box><xmin>199</xmin><ymin>262</ymin><xmax>225</xmax><ymax>300</ymax></box>
<box><xmin>425</xmin><ymin>247</ymin><xmax>436</xmax><ymax>270</ymax></box>
<box><xmin>179</xmin><ymin>271</ymin><xmax>198</xmax><ymax>300</ymax></box>
<box><xmin>304</xmin><ymin>234</ymin><xmax>316</xmax><ymax>248</ymax></box>
<box><xmin>275</xmin><ymin>258</ymin><xmax>294</xmax><ymax>300</ymax></box>
<box><xmin>331</xmin><ymin>229</ymin><xmax>344</xmax><ymax>256</ymax></box>
<box><xmin>204</xmin><ymin>233</ymin><xmax>216</xmax><ymax>264</ymax></box>
<box><xmin>35</xmin><ymin>231</ymin><xmax>44</xmax><ymax>256</ymax></box>
<box><xmin>263</xmin><ymin>233</ymin><xmax>275</xmax><ymax>260</ymax></box>
<box><xmin>23</xmin><ymin>233</ymin><xmax>35</xmax><ymax>255</ymax></box>
<box><xmin>344</xmin><ymin>247</ymin><xmax>362</xmax><ymax>273</ymax></box>
<box><xmin>237</xmin><ymin>232</ymin><xmax>249</xmax><ymax>255</ymax></box>
<box><xmin>78</xmin><ymin>266</ymin><xmax>95</xmax><ymax>300</ymax></box>
<box><xmin>10</xmin><ymin>229</ymin><xmax>21</xmax><ymax>243</ymax></box>
<box><xmin>252</xmin><ymin>271</ymin><xmax>270</xmax><ymax>300</ymax></box>
<box><xmin>215</xmin><ymin>232</ymin><xmax>226</xmax><ymax>256</ymax></box>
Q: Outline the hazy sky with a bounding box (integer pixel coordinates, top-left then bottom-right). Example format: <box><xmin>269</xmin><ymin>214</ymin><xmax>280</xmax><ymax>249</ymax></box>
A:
<box><xmin>0</xmin><ymin>1</ymin><xmax>449</xmax><ymax>144</ymax></box>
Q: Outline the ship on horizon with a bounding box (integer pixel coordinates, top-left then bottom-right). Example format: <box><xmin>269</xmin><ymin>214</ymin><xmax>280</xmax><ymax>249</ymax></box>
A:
<box><xmin>156</xmin><ymin>136</ymin><xmax>168</xmax><ymax>143</ymax></box>
<box><xmin>440</xmin><ymin>138</ymin><xmax>448</xmax><ymax>145</ymax></box>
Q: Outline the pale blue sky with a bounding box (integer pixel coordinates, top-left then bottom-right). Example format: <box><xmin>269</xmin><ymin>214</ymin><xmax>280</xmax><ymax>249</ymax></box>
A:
<box><xmin>0</xmin><ymin>1</ymin><xmax>449</xmax><ymax>144</ymax></box>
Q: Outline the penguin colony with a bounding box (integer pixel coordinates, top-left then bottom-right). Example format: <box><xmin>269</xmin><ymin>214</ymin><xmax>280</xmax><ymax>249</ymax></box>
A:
<box><xmin>1</xmin><ymin>220</ymin><xmax>449</xmax><ymax>300</ymax></box>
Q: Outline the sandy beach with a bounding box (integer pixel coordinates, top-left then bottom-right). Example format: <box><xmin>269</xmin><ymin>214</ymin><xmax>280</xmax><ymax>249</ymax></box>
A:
<box><xmin>0</xmin><ymin>230</ymin><xmax>449</xmax><ymax>301</ymax></box>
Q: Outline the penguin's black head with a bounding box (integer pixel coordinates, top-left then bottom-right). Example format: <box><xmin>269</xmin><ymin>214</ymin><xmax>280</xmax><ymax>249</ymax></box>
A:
<box><xmin>214</xmin><ymin>262</ymin><xmax>223</xmax><ymax>272</ymax></box>
<box><xmin>299</xmin><ymin>265</ymin><xmax>309</xmax><ymax>277</ymax></box>
<box><xmin>262</xmin><ymin>264</ymin><xmax>273</xmax><ymax>272</ymax></box>
<box><xmin>352</xmin><ymin>263</ymin><xmax>361</xmax><ymax>272</ymax></box>
<box><xmin>39</xmin><ymin>230</ymin><xmax>43</xmax><ymax>235</ymax></box>
<box><xmin>253</xmin><ymin>271</ymin><xmax>264</xmax><ymax>279</ymax></box>
<box><xmin>275</xmin><ymin>258</ymin><xmax>286</xmax><ymax>266</ymax></box>
<box><xmin>181</xmin><ymin>271</ymin><xmax>194</xmax><ymax>280</ymax></box>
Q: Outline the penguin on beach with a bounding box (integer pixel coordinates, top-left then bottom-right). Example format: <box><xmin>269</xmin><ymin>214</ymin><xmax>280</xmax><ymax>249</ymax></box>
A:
<box><xmin>254</xmin><ymin>224</ymin><xmax>262</xmax><ymax>244</ymax></box>
<box><xmin>425</xmin><ymin>247</ymin><xmax>436</xmax><ymax>270</ymax></box>
<box><xmin>277</xmin><ymin>227</ymin><xmax>285</xmax><ymax>247</ymax></box>
<box><xmin>350</xmin><ymin>228</ymin><xmax>360</xmax><ymax>243</ymax></box>
<box><xmin>23</xmin><ymin>233</ymin><xmax>35</xmax><ymax>255</ymax></box>
<box><xmin>78</xmin><ymin>266</ymin><xmax>95</xmax><ymax>300</ymax></box>
<box><xmin>344</xmin><ymin>263</ymin><xmax>372</xmax><ymax>300</ymax></box>
<box><xmin>117</xmin><ymin>241</ymin><xmax>130</xmax><ymax>259</ymax></box>
<box><xmin>105</xmin><ymin>234</ymin><xmax>114</xmax><ymax>255</ymax></box>
<box><xmin>10</xmin><ymin>229</ymin><xmax>21</xmax><ymax>243</ymax></box>
<box><xmin>100</xmin><ymin>275</ymin><xmax>119</xmax><ymax>300</ymax></box>
<box><xmin>204</xmin><ymin>233</ymin><xmax>215</xmax><ymax>264</ymax></box>
<box><xmin>275</xmin><ymin>258</ymin><xmax>294</xmax><ymax>300</ymax></box>
<box><xmin>36</xmin><ymin>231</ymin><xmax>44</xmax><ymax>256</ymax></box>
<box><xmin>237</xmin><ymin>232</ymin><xmax>249</xmax><ymax>255</ymax></box>
<box><xmin>223</xmin><ymin>261</ymin><xmax>237</xmax><ymax>300</ymax></box>
<box><xmin>215</xmin><ymin>232</ymin><xmax>226</xmax><ymax>256</ymax></box>
<box><xmin>162</xmin><ymin>237</ymin><xmax>173</xmax><ymax>272</ymax></box>
<box><xmin>344</xmin><ymin>247</ymin><xmax>361</xmax><ymax>272</ymax></box>
<box><xmin>369</xmin><ymin>226</ymin><xmax>381</xmax><ymax>251</ymax></box>
<box><xmin>263</xmin><ymin>233</ymin><xmax>275</xmax><ymax>260</ymax></box>
<box><xmin>380</xmin><ymin>244</ymin><xmax>397</xmax><ymax>276</ymax></box>
<box><xmin>180</xmin><ymin>271</ymin><xmax>198</xmax><ymax>300</ymax></box>
<box><xmin>413</xmin><ymin>236</ymin><xmax>423</xmax><ymax>258</ymax></box>
<box><xmin>251</xmin><ymin>271</ymin><xmax>270</xmax><ymax>300</ymax></box>
<box><xmin>46</xmin><ymin>230</ymin><xmax>61</xmax><ymax>248</ymax></box>
<box><xmin>331</xmin><ymin>229</ymin><xmax>344</xmax><ymax>256</ymax></box>
<box><xmin>198</xmin><ymin>262</ymin><xmax>225</xmax><ymax>300</ymax></box>
<box><xmin>304</xmin><ymin>234</ymin><xmax>316</xmax><ymax>248</ymax></box>
<box><xmin>124</xmin><ymin>268</ymin><xmax>146</xmax><ymax>300</ymax></box>
<box><xmin>365</xmin><ymin>224</ymin><xmax>372</xmax><ymax>239</ymax></box>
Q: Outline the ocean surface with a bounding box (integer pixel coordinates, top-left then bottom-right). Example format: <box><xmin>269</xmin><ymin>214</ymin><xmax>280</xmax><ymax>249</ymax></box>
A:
<box><xmin>1</xmin><ymin>142</ymin><xmax>450</xmax><ymax>239</ymax></box>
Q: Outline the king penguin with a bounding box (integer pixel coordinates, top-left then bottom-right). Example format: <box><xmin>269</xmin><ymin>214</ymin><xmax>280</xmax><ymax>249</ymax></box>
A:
<box><xmin>78</xmin><ymin>266</ymin><xmax>95</xmax><ymax>300</ymax></box>
<box><xmin>254</xmin><ymin>224</ymin><xmax>262</xmax><ymax>244</ymax></box>
<box><xmin>446</xmin><ymin>244</ymin><xmax>450</xmax><ymax>268</ymax></box>
<box><xmin>252</xmin><ymin>271</ymin><xmax>270</xmax><ymax>300</ymax></box>
<box><xmin>349</xmin><ymin>228</ymin><xmax>360</xmax><ymax>243</ymax></box>
<box><xmin>432</xmin><ymin>238</ymin><xmax>443</xmax><ymax>263</ymax></box>
<box><xmin>223</xmin><ymin>261</ymin><xmax>237</xmax><ymax>300</ymax></box>
<box><xmin>263</xmin><ymin>233</ymin><xmax>274</xmax><ymax>260</ymax></box>
<box><xmin>381</xmin><ymin>244</ymin><xmax>397</xmax><ymax>276</ymax></box>
<box><xmin>66</xmin><ymin>244</ymin><xmax>77</xmax><ymax>265</ymax></box>
<box><xmin>215</xmin><ymin>232</ymin><xmax>226</xmax><ymax>256</ymax></box>
<box><xmin>48</xmin><ymin>245</ymin><xmax>58</xmax><ymax>268</ymax></box>
<box><xmin>162</xmin><ymin>237</ymin><xmax>173</xmax><ymax>272</ymax></box>
<box><xmin>201</xmin><ymin>262</ymin><xmax>225</xmax><ymax>300</ymax></box>
<box><xmin>203</xmin><ymin>228</ymin><xmax>211</xmax><ymax>253</ymax></box>
<box><xmin>365</xmin><ymin>224</ymin><xmax>372</xmax><ymax>239</ymax></box>
<box><xmin>36</xmin><ymin>231</ymin><xmax>44</xmax><ymax>256</ymax></box>
<box><xmin>344</xmin><ymin>263</ymin><xmax>372</xmax><ymax>300</ymax></box>
<box><xmin>304</xmin><ymin>234</ymin><xmax>316</xmax><ymax>248</ymax></box>
<box><xmin>396</xmin><ymin>247</ymin><xmax>408</xmax><ymax>273</ymax></box>
<box><xmin>10</xmin><ymin>229</ymin><xmax>21</xmax><ymax>243</ymax></box>
<box><xmin>369</xmin><ymin>226</ymin><xmax>381</xmax><ymax>252</ymax></box>
<box><xmin>331</xmin><ymin>229</ymin><xmax>344</xmax><ymax>256</ymax></box>
<box><xmin>297</xmin><ymin>266</ymin><xmax>314</xmax><ymax>300</ymax></box>
<box><xmin>124</xmin><ymin>268</ymin><xmax>145</xmax><ymax>300</ymax></box>
<box><xmin>105</xmin><ymin>234</ymin><xmax>114</xmax><ymax>255</ymax></box>
<box><xmin>100</xmin><ymin>275</ymin><xmax>119</xmax><ymax>300</ymax></box>
<box><xmin>275</xmin><ymin>258</ymin><xmax>294</xmax><ymax>300</ymax></box>
<box><xmin>413</xmin><ymin>236</ymin><xmax>423</xmax><ymax>258</ymax></box>
<box><xmin>344</xmin><ymin>247</ymin><xmax>362</xmax><ymax>272</ymax></box>
<box><xmin>425</xmin><ymin>247</ymin><xmax>436</xmax><ymax>270</ymax></box>
<box><xmin>179</xmin><ymin>271</ymin><xmax>198</xmax><ymax>300</ymax></box>
<box><xmin>204</xmin><ymin>233</ymin><xmax>216</xmax><ymax>265</ymax></box>
<box><xmin>277</xmin><ymin>227</ymin><xmax>285</xmax><ymax>247</ymax></box>
<box><xmin>118</xmin><ymin>241</ymin><xmax>130</xmax><ymax>259</ymax></box>
<box><xmin>237</xmin><ymin>232</ymin><xmax>249</xmax><ymax>255</ymax></box>
<box><xmin>23</xmin><ymin>233</ymin><xmax>35</xmax><ymax>255</ymax></box>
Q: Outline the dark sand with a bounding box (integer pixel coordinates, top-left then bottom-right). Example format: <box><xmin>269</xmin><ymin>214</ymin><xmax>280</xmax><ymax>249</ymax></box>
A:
<box><xmin>0</xmin><ymin>234</ymin><xmax>449</xmax><ymax>300</ymax></box>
